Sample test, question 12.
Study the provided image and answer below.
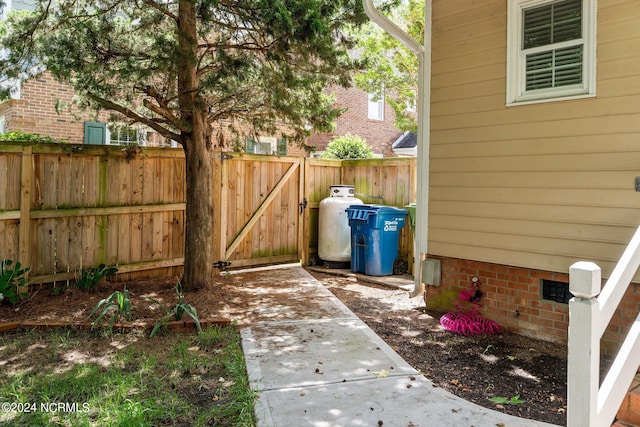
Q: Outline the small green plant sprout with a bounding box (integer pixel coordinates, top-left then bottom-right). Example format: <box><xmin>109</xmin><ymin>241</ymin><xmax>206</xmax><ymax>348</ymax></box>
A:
<box><xmin>489</xmin><ymin>394</ymin><xmax>525</xmax><ymax>405</ymax></box>
<box><xmin>76</xmin><ymin>263</ymin><xmax>118</xmax><ymax>290</ymax></box>
<box><xmin>147</xmin><ymin>282</ymin><xmax>202</xmax><ymax>337</ymax></box>
<box><xmin>482</xmin><ymin>344</ymin><xmax>495</xmax><ymax>354</ymax></box>
<box><xmin>0</xmin><ymin>259</ymin><xmax>30</xmax><ymax>305</ymax></box>
<box><xmin>88</xmin><ymin>288</ymin><xmax>132</xmax><ymax>333</ymax></box>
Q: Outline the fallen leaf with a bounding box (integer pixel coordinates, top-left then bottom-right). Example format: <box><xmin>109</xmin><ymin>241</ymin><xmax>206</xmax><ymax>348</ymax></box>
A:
<box><xmin>375</xmin><ymin>369</ymin><xmax>388</xmax><ymax>378</ymax></box>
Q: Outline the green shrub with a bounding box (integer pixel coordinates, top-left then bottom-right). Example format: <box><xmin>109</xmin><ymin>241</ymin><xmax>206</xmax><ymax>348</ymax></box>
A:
<box><xmin>88</xmin><ymin>288</ymin><xmax>133</xmax><ymax>333</ymax></box>
<box><xmin>0</xmin><ymin>131</ymin><xmax>66</xmax><ymax>144</ymax></box>
<box><xmin>0</xmin><ymin>259</ymin><xmax>30</xmax><ymax>305</ymax></box>
<box><xmin>320</xmin><ymin>134</ymin><xmax>375</xmax><ymax>160</ymax></box>
<box><xmin>147</xmin><ymin>282</ymin><xmax>202</xmax><ymax>337</ymax></box>
<box><xmin>76</xmin><ymin>264</ymin><xmax>118</xmax><ymax>290</ymax></box>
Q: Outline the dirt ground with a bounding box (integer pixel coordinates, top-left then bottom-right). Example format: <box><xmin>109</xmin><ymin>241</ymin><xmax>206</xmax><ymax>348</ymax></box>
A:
<box><xmin>1</xmin><ymin>268</ymin><xmax>568</xmax><ymax>426</ymax></box>
<box><xmin>307</xmin><ymin>270</ymin><xmax>568</xmax><ymax>426</ymax></box>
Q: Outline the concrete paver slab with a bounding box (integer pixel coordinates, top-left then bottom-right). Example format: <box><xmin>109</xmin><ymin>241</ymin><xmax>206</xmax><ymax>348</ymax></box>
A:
<box><xmin>255</xmin><ymin>375</ymin><xmax>556</xmax><ymax>427</ymax></box>
<box><xmin>242</xmin><ymin>318</ymin><xmax>416</xmax><ymax>390</ymax></box>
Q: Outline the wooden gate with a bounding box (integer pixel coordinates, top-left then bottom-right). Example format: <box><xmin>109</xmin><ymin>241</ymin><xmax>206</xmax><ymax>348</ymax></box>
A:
<box><xmin>212</xmin><ymin>153</ymin><xmax>306</xmax><ymax>269</ymax></box>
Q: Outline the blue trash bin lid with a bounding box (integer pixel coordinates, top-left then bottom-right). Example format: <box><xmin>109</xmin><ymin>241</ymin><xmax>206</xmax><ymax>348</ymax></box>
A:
<box><xmin>345</xmin><ymin>205</ymin><xmax>407</xmax><ymax>228</ymax></box>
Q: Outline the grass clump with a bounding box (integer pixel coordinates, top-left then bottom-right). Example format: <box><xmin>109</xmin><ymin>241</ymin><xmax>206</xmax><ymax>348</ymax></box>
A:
<box><xmin>0</xmin><ymin>326</ymin><xmax>256</xmax><ymax>426</ymax></box>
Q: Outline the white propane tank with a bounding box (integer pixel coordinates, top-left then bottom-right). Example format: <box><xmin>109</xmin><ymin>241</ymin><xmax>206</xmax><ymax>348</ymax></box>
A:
<box><xmin>318</xmin><ymin>185</ymin><xmax>363</xmax><ymax>263</ymax></box>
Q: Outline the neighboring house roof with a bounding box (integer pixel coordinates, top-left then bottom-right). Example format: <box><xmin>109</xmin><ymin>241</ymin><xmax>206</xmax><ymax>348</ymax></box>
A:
<box><xmin>391</xmin><ymin>131</ymin><xmax>416</xmax><ymax>157</ymax></box>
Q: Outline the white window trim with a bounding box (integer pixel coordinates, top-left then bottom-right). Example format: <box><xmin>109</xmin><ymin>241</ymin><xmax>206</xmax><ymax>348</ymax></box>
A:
<box><xmin>506</xmin><ymin>0</ymin><xmax>597</xmax><ymax>106</ymax></box>
<box><xmin>0</xmin><ymin>115</ymin><xmax>5</xmax><ymax>134</ymax></box>
<box><xmin>367</xmin><ymin>91</ymin><xmax>385</xmax><ymax>121</ymax></box>
<box><xmin>0</xmin><ymin>0</ymin><xmax>11</xmax><ymax>20</ymax></box>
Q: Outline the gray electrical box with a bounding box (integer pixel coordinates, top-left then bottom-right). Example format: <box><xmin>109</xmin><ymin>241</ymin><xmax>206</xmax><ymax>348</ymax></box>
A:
<box><xmin>421</xmin><ymin>258</ymin><xmax>441</xmax><ymax>287</ymax></box>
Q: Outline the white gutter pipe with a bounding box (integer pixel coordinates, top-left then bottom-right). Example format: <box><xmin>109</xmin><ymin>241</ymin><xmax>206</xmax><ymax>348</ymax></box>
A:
<box><xmin>362</xmin><ymin>0</ymin><xmax>431</xmax><ymax>298</ymax></box>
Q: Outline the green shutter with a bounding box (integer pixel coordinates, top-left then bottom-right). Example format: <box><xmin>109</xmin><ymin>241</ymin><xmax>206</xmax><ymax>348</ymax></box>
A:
<box><xmin>277</xmin><ymin>139</ymin><xmax>287</xmax><ymax>156</ymax></box>
<box><xmin>84</xmin><ymin>122</ymin><xmax>106</xmax><ymax>145</ymax></box>
<box><xmin>245</xmin><ymin>138</ymin><xmax>255</xmax><ymax>153</ymax></box>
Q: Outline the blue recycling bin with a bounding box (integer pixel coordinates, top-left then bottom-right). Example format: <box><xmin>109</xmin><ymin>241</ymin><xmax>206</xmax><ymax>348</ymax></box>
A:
<box><xmin>346</xmin><ymin>204</ymin><xmax>408</xmax><ymax>276</ymax></box>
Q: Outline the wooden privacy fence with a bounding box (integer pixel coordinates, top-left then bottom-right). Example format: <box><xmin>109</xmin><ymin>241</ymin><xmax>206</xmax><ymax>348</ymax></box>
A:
<box><xmin>0</xmin><ymin>142</ymin><xmax>416</xmax><ymax>286</ymax></box>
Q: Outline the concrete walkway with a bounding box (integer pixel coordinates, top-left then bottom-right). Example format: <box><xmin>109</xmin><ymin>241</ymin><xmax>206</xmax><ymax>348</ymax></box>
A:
<box><xmin>236</xmin><ymin>265</ymin><xmax>559</xmax><ymax>427</ymax></box>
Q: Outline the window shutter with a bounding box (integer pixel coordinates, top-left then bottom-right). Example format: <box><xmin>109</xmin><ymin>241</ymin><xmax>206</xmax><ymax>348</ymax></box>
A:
<box><xmin>84</xmin><ymin>122</ymin><xmax>106</xmax><ymax>145</ymax></box>
<box><xmin>277</xmin><ymin>139</ymin><xmax>287</xmax><ymax>156</ymax></box>
<box><xmin>245</xmin><ymin>138</ymin><xmax>255</xmax><ymax>153</ymax></box>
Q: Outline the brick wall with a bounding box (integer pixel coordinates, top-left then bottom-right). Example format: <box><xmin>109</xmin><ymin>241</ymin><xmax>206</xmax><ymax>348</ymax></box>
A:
<box><xmin>1</xmin><ymin>71</ymin><xmax>309</xmax><ymax>157</ymax></box>
<box><xmin>3</xmin><ymin>70</ymin><xmax>100</xmax><ymax>143</ymax></box>
<box><xmin>307</xmin><ymin>85</ymin><xmax>403</xmax><ymax>157</ymax></box>
<box><xmin>425</xmin><ymin>256</ymin><xmax>640</xmax><ymax>354</ymax></box>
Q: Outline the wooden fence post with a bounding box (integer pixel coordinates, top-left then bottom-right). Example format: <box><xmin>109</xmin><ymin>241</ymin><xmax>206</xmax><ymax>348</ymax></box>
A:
<box><xmin>212</xmin><ymin>153</ymin><xmax>228</xmax><ymax>266</ymax></box>
<box><xmin>300</xmin><ymin>157</ymin><xmax>309</xmax><ymax>266</ymax></box>
<box><xmin>18</xmin><ymin>145</ymin><xmax>33</xmax><ymax>288</ymax></box>
<box><xmin>568</xmin><ymin>261</ymin><xmax>601</xmax><ymax>427</ymax></box>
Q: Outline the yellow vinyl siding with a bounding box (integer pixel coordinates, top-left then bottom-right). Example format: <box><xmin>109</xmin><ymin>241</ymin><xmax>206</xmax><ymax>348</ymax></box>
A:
<box><xmin>430</xmin><ymin>0</ymin><xmax>640</xmax><ymax>278</ymax></box>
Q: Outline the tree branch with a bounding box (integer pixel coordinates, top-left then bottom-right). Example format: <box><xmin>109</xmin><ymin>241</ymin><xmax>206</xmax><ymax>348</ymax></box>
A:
<box><xmin>139</xmin><ymin>0</ymin><xmax>178</xmax><ymax>21</ymax></box>
<box><xmin>87</xmin><ymin>93</ymin><xmax>182</xmax><ymax>143</ymax></box>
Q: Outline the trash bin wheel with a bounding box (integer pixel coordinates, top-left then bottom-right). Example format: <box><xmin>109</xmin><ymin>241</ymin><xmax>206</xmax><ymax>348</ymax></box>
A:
<box><xmin>393</xmin><ymin>258</ymin><xmax>407</xmax><ymax>275</ymax></box>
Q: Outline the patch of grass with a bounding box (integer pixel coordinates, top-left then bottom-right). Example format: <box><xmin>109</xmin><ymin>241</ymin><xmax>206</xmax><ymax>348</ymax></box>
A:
<box><xmin>0</xmin><ymin>326</ymin><xmax>256</xmax><ymax>426</ymax></box>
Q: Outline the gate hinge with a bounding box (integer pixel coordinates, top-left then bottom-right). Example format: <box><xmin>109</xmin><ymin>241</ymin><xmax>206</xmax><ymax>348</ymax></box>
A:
<box><xmin>299</xmin><ymin>198</ymin><xmax>308</xmax><ymax>214</ymax></box>
<box><xmin>213</xmin><ymin>261</ymin><xmax>232</xmax><ymax>269</ymax></box>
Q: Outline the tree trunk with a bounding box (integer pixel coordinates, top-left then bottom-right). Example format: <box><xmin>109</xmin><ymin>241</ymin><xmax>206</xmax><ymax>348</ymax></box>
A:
<box><xmin>178</xmin><ymin>0</ymin><xmax>213</xmax><ymax>291</ymax></box>
<box><xmin>183</xmin><ymin>129</ymin><xmax>214</xmax><ymax>291</ymax></box>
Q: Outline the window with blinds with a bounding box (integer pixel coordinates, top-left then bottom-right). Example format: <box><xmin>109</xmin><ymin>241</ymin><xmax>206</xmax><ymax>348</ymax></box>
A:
<box><xmin>507</xmin><ymin>0</ymin><xmax>595</xmax><ymax>104</ymax></box>
<box><xmin>523</xmin><ymin>0</ymin><xmax>582</xmax><ymax>91</ymax></box>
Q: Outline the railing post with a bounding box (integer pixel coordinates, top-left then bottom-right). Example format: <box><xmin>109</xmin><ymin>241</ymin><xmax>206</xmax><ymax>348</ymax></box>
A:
<box><xmin>568</xmin><ymin>261</ymin><xmax>602</xmax><ymax>427</ymax></box>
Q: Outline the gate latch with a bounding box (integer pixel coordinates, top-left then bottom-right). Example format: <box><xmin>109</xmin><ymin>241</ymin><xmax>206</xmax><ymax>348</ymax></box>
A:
<box><xmin>213</xmin><ymin>261</ymin><xmax>232</xmax><ymax>269</ymax></box>
<box><xmin>299</xmin><ymin>198</ymin><xmax>308</xmax><ymax>214</ymax></box>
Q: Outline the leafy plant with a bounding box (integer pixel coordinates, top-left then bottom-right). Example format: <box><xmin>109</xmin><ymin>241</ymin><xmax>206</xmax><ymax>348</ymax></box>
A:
<box><xmin>0</xmin><ymin>259</ymin><xmax>30</xmax><ymax>305</ymax></box>
<box><xmin>0</xmin><ymin>131</ymin><xmax>67</xmax><ymax>143</ymax></box>
<box><xmin>147</xmin><ymin>283</ymin><xmax>202</xmax><ymax>337</ymax></box>
<box><xmin>489</xmin><ymin>394</ymin><xmax>524</xmax><ymax>405</ymax></box>
<box><xmin>320</xmin><ymin>134</ymin><xmax>375</xmax><ymax>160</ymax></box>
<box><xmin>76</xmin><ymin>263</ymin><xmax>118</xmax><ymax>290</ymax></box>
<box><xmin>88</xmin><ymin>288</ymin><xmax>132</xmax><ymax>333</ymax></box>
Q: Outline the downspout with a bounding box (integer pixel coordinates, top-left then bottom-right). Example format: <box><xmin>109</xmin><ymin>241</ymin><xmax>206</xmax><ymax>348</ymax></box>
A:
<box><xmin>362</xmin><ymin>0</ymin><xmax>431</xmax><ymax>298</ymax></box>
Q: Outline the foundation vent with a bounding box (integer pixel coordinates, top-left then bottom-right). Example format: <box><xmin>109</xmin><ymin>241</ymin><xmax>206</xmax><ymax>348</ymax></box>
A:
<box><xmin>541</xmin><ymin>279</ymin><xmax>573</xmax><ymax>304</ymax></box>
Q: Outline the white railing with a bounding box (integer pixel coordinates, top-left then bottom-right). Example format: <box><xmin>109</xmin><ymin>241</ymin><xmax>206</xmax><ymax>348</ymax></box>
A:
<box><xmin>568</xmin><ymin>226</ymin><xmax>640</xmax><ymax>427</ymax></box>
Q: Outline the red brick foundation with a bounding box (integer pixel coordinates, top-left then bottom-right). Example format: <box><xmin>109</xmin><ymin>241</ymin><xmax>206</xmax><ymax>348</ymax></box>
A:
<box><xmin>425</xmin><ymin>256</ymin><xmax>640</xmax><ymax>354</ymax></box>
